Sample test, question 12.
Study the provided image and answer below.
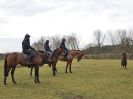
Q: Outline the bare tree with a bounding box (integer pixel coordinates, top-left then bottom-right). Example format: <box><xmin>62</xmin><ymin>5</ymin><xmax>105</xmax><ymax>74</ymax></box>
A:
<box><xmin>66</xmin><ymin>33</ymin><xmax>80</xmax><ymax>50</ymax></box>
<box><xmin>93</xmin><ymin>30</ymin><xmax>105</xmax><ymax>59</ymax></box>
<box><xmin>93</xmin><ymin>30</ymin><xmax>105</xmax><ymax>47</ymax></box>
<box><xmin>116</xmin><ymin>30</ymin><xmax>127</xmax><ymax>45</ymax></box>
<box><xmin>32</xmin><ymin>36</ymin><xmax>46</xmax><ymax>50</ymax></box>
<box><xmin>51</xmin><ymin>35</ymin><xmax>61</xmax><ymax>50</ymax></box>
<box><xmin>128</xmin><ymin>30</ymin><xmax>133</xmax><ymax>46</ymax></box>
<box><xmin>108</xmin><ymin>31</ymin><xmax>117</xmax><ymax>45</ymax></box>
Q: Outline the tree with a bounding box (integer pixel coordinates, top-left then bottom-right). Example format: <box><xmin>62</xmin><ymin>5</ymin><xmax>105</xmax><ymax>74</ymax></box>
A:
<box><xmin>51</xmin><ymin>35</ymin><xmax>61</xmax><ymax>50</ymax></box>
<box><xmin>116</xmin><ymin>30</ymin><xmax>127</xmax><ymax>45</ymax></box>
<box><xmin>93</xmin><ymin>30</ymin><xmax>105</xmax><ymax>59</ymax></box>
<box><xmin>32</xmin><ymin>36</ymin><xmax>46</xmax><ymax>50</ymax></box>
<box><xmin>108</xmin><ymin>31</ymin><xmax>117</xmax><ymax>45</ymax></box>
<box><xmin>93</xmin><ymin>30</ymin><xmax>105</xmax><ymax>47</ymax></box>
<box><xmin>67</xmin><ymin>33</ymin><xmax>80</xmax><ymax>50</ymax></box>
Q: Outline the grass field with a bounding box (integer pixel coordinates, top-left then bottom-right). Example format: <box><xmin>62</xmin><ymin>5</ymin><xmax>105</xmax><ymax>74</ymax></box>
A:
<box><xmin>0</xmin><ymin>59</ymin><xmax>133</xmax><ymax>99</ymax></box>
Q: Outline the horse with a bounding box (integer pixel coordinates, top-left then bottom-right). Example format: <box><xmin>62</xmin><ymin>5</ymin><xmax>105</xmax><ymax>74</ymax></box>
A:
<box><xmin>30</xmin><ymin>48</ymin><xmax>64</xmax><ymax>76</ymax></box>
<box><xmin>57</xmin><ymin>50</ymin><xmax>84</xmax><ymax>73</ymax></box>
<box><xmin>121</xmin><ymin>51</ymin><xmax>127</xmax><ymax>69</ymax></box>
<box><xmin>121</xmin><ymin>57</ymin><xmax>127</xmax><ymax>69</ymax></box>
<box><xmin>3</xmin><ymin>51</ymin><xmax>46</xmax><ymax>85</ymax></box>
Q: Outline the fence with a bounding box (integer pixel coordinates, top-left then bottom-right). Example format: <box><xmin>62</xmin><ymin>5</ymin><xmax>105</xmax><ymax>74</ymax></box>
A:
<box><xmin>83</xmin><ymin>54</ymin><xmax>133</xmax><ymax>59</ymax></box>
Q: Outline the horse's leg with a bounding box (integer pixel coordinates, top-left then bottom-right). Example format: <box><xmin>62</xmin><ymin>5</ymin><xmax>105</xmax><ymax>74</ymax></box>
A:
<box><xmin>55</xmin><ymin>62</ymin><xmax>59</xmax><ymax>73</ymax></box>
<box><xmin>69</xmin><ymin>62</ymin><xmax>72</xmax><ymax>73</ymax></box>
<box><xmin>125</xmin><ymin>65</ymin><xmax>127</xmax><ymax>69</ymax></box>
<box><xmin>34</xmin><ymin>66</ymin><xmax>40</xmax><ymax>83</ymax></box>
<box><xmin>37</xmin><ymin>66</ymin><xmax>40</xmax><ymax>83</ymax></box>
<box><xmin>65</xmin><ymin>62</ymin><xmax>69</xmax><ymax>73</ymax></box>
<box><xmin>52</xmin><ymin>64</ymin><xmax>56</xmax><ymax>76</ymax></box>
<box><xmin>55</xmin><ymin>66</ymin><xmax>58</xmax><ymax>73</ymax></box>
<box><xmin>30</xmin><ymin>67</ymin><xmax>33</xmax><ymax>77</ymax></box>
<box><xmin>4</xmin><ymin>66</ymin><xmax>11</xmax><ymax>85</ymax></box>
<box><xmin>11</xmin><ymin>66</ymin><xmax>17</xmax><ymax>84</ymax></box>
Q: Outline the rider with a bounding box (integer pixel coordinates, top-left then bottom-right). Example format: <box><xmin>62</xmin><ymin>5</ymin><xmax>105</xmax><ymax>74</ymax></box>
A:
<box><xmin>44</xmin><ymin>40</ymin><xmax>52</xmax><ymax>61</ymax></box>
<box><xmin>22</xmin><ymin>34</ymin><xmax>35</xmax><ymax>63</ymax></box>
<box><xmin>60</xmin><ymin>38</ymin><xmax>68</xmax><ymax>59</ymax></box>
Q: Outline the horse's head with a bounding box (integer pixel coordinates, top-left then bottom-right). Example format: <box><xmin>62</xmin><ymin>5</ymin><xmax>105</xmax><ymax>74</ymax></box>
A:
<box><xmin>76</xmin><ymin>50</ymin><xmax>84</xmax><ymax>62</ymax></box>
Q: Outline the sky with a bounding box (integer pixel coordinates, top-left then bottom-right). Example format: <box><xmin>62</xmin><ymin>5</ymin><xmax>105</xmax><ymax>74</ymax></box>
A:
<box><xmin>0</xmin><ymin>0</ymin><xmax>133</xmax><ymax>53</ymax></box>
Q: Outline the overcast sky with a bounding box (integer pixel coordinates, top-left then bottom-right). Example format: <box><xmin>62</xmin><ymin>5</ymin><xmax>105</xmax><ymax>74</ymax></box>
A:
<box><xmin>0</xmin><ymin>0</ymin><xmax>133</xmax><ymax>53</ymax></box>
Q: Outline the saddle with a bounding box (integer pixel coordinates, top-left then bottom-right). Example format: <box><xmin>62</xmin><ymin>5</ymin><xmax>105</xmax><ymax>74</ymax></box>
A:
<box><xmin>61</xmin><ymin>53</ymin><xmax>68</xmax><ymax>61</ymax></box>
<box><xmin>44</xmin><ymin>52</ymin><xmax>52</xmax><ymax>62</ymax></box>
<box><xmin>22</xmin><ymin>53</ymin><xmax>34</xmax><ymax>65</ymax></box>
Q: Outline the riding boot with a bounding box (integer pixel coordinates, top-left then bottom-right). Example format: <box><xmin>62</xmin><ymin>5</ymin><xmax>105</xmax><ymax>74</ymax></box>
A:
<box><xmin>29</xmin><ymin>54</ymin><xmax>34</xmax><ymax>64</ymax></box>
<box><xmin>64</xmin><ymin>53</ymin><xmax>68</xmax><ymax>61</ymax></box>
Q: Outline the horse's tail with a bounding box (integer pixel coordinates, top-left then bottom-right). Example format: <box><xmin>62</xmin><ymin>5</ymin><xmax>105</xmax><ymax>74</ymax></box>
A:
<box><xmin>4</xmin><ymin>55</ymin><xmax>8</xmax><ymax>77</ymax></box>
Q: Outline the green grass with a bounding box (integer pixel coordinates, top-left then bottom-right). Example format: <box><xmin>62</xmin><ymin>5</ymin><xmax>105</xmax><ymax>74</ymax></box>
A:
<box><xmin>0</xmin><ymin>59</ymin><xmax>133</xmax><ymax>99</ymax></box>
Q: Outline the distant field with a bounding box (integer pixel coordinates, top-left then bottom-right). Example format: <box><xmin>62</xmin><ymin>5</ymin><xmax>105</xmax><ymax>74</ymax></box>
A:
<box><xmin>0</xmin><ymin>59</ymin><xmax>133</xmax><ymax>99</ymax></box>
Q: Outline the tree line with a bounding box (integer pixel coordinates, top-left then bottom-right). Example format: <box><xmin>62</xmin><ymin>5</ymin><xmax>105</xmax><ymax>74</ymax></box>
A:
<box><xmin>83</xmin><ymin>29</ymin><xmax>133</xmax><ymax>59</ymax></box>
<box><xmin>32</xmin><ymin>29</ymin><xmax>133</xmax><ymax>53</ymax></box>
<box><xmin>32</xmin><ymin>33</ymin><xmax>80</xmax><ymax>51</ymax></box>
<box><xmin>1</xmin><ymin>29</ymin><xmax>133</xmax><ymax>59</ymax></box>
<box><xmin>32</xmin><ymin>29</ymin><xmax>133</xmax><ymax>59</ymax></box>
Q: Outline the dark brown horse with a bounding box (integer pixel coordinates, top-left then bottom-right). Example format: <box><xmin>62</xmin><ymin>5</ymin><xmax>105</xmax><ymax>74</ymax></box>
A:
<box><xmin>3</xmin><ymin>51</ymin><xmax>46</xmax><ymax>85</ymax></box>
<box><xmin>30</xmin><ymin>48</ymin><xmax>64</xmax><ymax>76</ymax></box>
<box><xmin>121</xmin><ymin>51</ymin><xmax>127</xmax><ymax>69</ymax></box>
<box><xmin>58</xmin><ymin>50</ymin><xmax>84</xmax><ymax>73</ymax></box>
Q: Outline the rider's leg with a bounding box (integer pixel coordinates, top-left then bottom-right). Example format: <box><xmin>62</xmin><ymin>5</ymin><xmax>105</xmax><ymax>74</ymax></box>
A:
<box><xmin>48</xmin><ymin>52</ymin><xmax>52</xmax><ymax>61</ymax></box>
<box><xmin>29</xmin><ymin>50</ymin><xmax>35</xmax><ymax>62</ymax></box>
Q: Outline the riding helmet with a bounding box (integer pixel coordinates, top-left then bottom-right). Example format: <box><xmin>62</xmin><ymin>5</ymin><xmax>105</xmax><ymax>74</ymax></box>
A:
<box><xmin>46</xmin><ymin>40</ymin><xmax>49</xmax><ymax>43</ymax></box>
<box><xmin>25</xmin><ymin>34</ymin><xmax>30</xmax><ymax>38</ymax></box>
<box><xmin>62</xmin><ymin>38</ymin><xmax>66</xmax><ymax>41</ymax></box>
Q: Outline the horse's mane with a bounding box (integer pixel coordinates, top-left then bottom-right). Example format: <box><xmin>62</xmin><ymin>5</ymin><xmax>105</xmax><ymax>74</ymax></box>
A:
<box><xmin>53</xmin><ymin>48</ymin><xmax>60</xmax><ymax>52</ymax></box>
<box><xmin>37</xmin><ymin>50</ymin><xmax>44</xmax><ymax>53</ymax></box>
<box><xmin>69</xmin><ymin>50</ymin><xmax>82</xmax><ymax>52</ymax></box>
<box><xmin>52</xmin><ymin>48</ymin><xmax>59</xmax><ymax>54</ymax></box>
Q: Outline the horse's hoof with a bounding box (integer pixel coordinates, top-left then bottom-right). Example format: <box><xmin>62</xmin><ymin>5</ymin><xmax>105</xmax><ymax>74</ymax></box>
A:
<box><xmin>3</xmin><ymin>81</ymin><xmax>7</xmax><ymax>85</ymax></box>
<box><xmin>34</xmin><ymin>81</ymin><xmax>37</xmax><ymax>84</ymax></box>
<box><xmin>37</xmin><ymin>79</ymin><xmax>40</xmax><ymax>83</ymax></box>
<box><xmin>34</xmin><ymin>79</ymin><xmax>38</xmax><ymax>84</ymax></box>
<box><xmin>4</xmin><ymin>83</ymin><xmax>7</xmax><ymax>85</ymax></box>
<box><xmin>70</xmin><ymin>72</ymin><xmax>72</xmax><ymax>73</ymax></box>
<box><xmin>38</xmin><ymin>81</ymin><xmax>41</xmax><ymax>84</ymax></box>
<box><xmin>13</xmin><ymin>82</ymin><xmax>17</xmax><ymax>85</ymax></box>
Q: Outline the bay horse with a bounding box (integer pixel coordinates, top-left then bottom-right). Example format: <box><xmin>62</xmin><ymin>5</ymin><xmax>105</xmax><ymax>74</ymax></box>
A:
<box><xmin>58</xmin><ymin>50</ymin><xmax>84</xmax><ymax>73</ymax></box>
<box><xmin>3</xmin><ymin>51</ymin><xmax>46</xmax><ymax>85</ymax></box>
<box><xmin>30</xmin><ymin>48</ymin><xmax>64</xmax><ymax>76</ymax></box>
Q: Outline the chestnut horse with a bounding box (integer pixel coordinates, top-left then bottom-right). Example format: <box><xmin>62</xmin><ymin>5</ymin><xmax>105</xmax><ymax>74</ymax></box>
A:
<box><xmin>58</xmin><ymin>50</ymin><xmax>84</xmax><ymax>73</ymax></box>
<box><xmin>30</xmin><ymin>48</ymin><xmax>64</xmax><ymax>76</ymax></box>
<box><xmin>3</xmin><ymin>51</ymin><xmax>47</xmax><ymax>85</ymax></box>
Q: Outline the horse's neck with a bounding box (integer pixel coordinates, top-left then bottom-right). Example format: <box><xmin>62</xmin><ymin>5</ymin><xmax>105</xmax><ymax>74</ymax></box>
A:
<box><xmin>69</xmin><ymin>50</ymin><xmax>80</xmax><ymax>56</ymax></box>
<box><xmin>52</xmin><ymin>50</ymin><xmax>59</xmax><ymax>57</ymax></box>
<box><xmin>36</xmin><ymin>51</ymin><xmax>44</xmax><ymax>59</ymax></box>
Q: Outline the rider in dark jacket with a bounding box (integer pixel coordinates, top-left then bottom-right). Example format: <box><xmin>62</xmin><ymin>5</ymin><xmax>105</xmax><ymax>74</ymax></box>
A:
<box><xmin>22</xmin><ymin>34</ymin><xmax>35</xmax><ymax>62</ymax></box>
<box><xmin>60</xmin><ymin>38</ymin><xmax>68</xmax><ymax>58</ymax></box>
<box><xmin>44</xmin><ymin>40</ymin><xmax>52</xmax><ymax>61</ymax></box>
<box><xmin>44</xmin><ymin>40</ymin><xmax>52</xmax><ymax>52</ymax></box>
